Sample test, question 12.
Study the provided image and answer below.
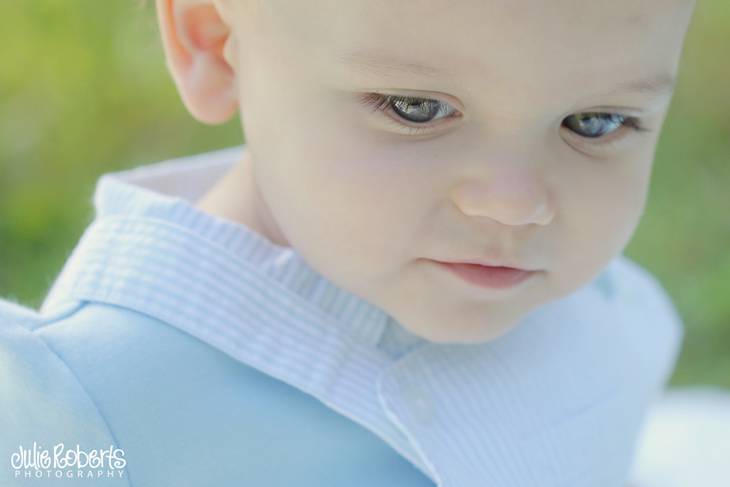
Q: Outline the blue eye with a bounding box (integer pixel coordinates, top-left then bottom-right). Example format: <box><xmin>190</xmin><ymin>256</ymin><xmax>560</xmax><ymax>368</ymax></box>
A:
<box><xmin>359</xmin><ymin>93</ymin><xmax>459</xmax><ymax>133</ymax></box>
<box><xmin>562</xmin><ymin>112</ymin><xmax>645</xmax><ymax>139</ymax></box>
<box><xmin>359</xmin><ymin>93</ymin><xmax>651</xmax><ymax>142</ymax></box>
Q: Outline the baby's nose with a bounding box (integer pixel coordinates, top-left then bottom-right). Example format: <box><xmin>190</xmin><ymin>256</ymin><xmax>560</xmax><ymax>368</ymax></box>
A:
<box><xmin>450</xmin><ymin>172</ymin><xmax>554</xmax><ymax>227</ymax></box>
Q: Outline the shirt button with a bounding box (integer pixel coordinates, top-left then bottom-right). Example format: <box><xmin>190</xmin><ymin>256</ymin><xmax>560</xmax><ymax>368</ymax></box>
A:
<box><xmin>594</xmin><ymin>271</ymin><xmax>615</xmax><ymax>300</ymax></box>
<box><xmin>403</xmin><ymin>383</ymin><xmax>436</xmax><ymax>425</ymax></box>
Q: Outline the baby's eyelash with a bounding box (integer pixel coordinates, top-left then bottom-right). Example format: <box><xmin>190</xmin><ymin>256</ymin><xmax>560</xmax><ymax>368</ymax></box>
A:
<box><xmin>359</xmin><ymin>93</ymin><xmax>415</xmax><ymax>114</ymax></box>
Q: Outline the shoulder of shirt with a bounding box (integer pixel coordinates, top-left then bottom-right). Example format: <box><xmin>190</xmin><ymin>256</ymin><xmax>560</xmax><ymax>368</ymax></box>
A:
<box><xmin>606</xmin><ymin>254</ymin><xmax>685</xmax><ymax>388</ymax></box>
<box><xmin>0</xmin><ymin>297</ymin><xmax>132</xmax><ymax>486</ymax></box>
<box><xmin>0</xmin><ymin>295</ymin><xmax>44</xmax><ymax>328</ymax></box>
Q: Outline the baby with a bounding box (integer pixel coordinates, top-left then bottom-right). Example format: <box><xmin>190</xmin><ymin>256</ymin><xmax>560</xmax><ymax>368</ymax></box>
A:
<box><xmin>0</xmin><ymin>0</ymin><xmax>698</xmax><ymax>486</ymax></box>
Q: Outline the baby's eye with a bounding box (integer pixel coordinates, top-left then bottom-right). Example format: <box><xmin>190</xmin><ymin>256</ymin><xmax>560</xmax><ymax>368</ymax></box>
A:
<box><xmin>561</xmin><ymin>112</ymin><xmax>644</xmax><ymax>140</ymax></box>
<box><xmin>359</xmin><ymin>93</ymin><xmax>650</xmax><ymax>144</ymax></box>
<box><xmin>359</xmin><ymin>93</ymin><xmax>460</xmax><ymax>134</ymax></box>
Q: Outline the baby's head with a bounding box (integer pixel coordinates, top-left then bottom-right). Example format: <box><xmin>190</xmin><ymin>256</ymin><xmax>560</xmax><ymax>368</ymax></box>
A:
<box><xmin>156</xmin><ymin>0</ymin><xmax>696</xmax><ymax>344</ymax></box>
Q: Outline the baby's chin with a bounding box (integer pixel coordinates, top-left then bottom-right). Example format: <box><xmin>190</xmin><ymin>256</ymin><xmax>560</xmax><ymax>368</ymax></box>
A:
<box><xmin>393</xmin><ymin>303</ymin><xmax>529</xmax><ymax>346</ymax></box>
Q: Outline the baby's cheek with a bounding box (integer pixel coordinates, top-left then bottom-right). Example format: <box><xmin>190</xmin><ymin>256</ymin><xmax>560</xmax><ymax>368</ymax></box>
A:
<box><xmin>545</xmin><ymin>194</ymin><xmax>634</xmax><ymax>294</ymax></box>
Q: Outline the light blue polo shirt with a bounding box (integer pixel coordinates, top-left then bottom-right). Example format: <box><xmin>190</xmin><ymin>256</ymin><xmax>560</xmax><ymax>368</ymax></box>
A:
<box><xmin>1</xmin><ymin>145</ymin><xmax>684</xmax><ymax>487</ymax></box>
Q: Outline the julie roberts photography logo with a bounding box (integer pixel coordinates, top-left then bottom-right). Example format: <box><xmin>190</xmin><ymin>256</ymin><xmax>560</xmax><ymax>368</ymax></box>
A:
<box><xmin>9</xmin><ymin>442</ymin><xmax>126</xmax><ymax>480</ymax></box>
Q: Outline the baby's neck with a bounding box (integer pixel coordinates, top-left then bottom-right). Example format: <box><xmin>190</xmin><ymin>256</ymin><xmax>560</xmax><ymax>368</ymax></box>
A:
<box><xmin>193</xmin><ymin>152</ymin><xmax>291</xmax><ymax>248</ymax></box>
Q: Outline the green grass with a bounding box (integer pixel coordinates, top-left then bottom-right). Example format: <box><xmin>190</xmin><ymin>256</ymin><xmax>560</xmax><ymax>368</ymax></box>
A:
<box><xmin>1</xmin><ymin>1</ymin><xmax>728</xmax><ymax>387</ymax></box>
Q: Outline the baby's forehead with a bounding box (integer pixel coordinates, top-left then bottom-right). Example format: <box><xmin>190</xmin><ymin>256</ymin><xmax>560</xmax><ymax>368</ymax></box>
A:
<box><xmin>265</xmin><ymin>0</ymin><xmax>685</xmax><ymax>36</ymax></box>
<box><xmin>262</xmin><ymin>0</ymin><xmax>693</xmax><ymax>78</ymax></box>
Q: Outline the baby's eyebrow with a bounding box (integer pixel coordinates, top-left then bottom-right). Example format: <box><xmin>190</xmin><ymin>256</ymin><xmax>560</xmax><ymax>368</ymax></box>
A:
<box><xmin>597</xmin><ymin>72</ymin><xmax>677</xmax><ymax>97</ymax></box>
<box><xmin>335</xmin><ymin>48</ymin><xmax>677</xmax><ymax>98</ymax></box>
<box><xmin>335</xmin><ymin>49</ymin><xmax>453</xmax><ymax>79</ymax></box>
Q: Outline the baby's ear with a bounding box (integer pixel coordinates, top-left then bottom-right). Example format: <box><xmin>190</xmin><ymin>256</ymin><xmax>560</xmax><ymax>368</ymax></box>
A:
<box><xmin>156</xmin><ymin>0</ymin><xmax>238</xmax><ymax>125</ymax></box>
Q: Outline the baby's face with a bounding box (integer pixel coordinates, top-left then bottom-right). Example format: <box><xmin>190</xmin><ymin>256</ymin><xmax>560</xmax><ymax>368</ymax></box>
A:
<box><xmin>182</xmin><ymin>0</ymin><xmax>696</xmax><ymax>344</ymax></box>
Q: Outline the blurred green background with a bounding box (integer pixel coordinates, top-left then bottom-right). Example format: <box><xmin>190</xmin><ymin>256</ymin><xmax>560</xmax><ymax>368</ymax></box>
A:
<box><xmin>1</xmin><ymin>1</ymin><xmax>728</xmax><ymax>387</ymax></box>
